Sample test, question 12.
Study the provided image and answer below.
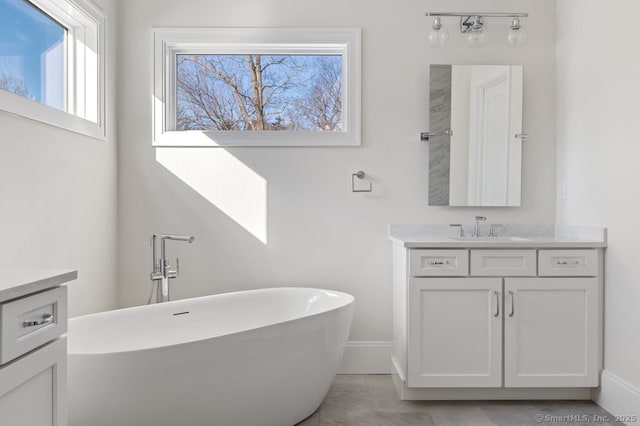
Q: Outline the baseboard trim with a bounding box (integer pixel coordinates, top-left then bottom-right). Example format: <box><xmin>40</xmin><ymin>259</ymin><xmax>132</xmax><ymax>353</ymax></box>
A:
<box><xmin>337</xmin><ymin>341</ymin><xmax>392</xmax><ymax>374</ymax></box>
<box><xmin>593</xmin><ymin>370</ymin><xmax>640</xmax><ymax>423</ymax></box>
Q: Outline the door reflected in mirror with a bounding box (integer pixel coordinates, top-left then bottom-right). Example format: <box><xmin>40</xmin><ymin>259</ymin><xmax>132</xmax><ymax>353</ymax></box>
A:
<box><xmin>428</xmin><ymin>65</ymin><xmax>524</xmax><ymax>207</ymax></box>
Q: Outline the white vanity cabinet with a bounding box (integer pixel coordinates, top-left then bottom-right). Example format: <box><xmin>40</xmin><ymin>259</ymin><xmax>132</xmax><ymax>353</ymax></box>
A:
<box><xmin>0</xmin><ymin>270</ymin><xmax>77</xmax><ymax>426</ymax></box>
<box><xmin>391</xmin><ymin>237</ymin><xmax>604</xmax><ymax>400</ymax></box>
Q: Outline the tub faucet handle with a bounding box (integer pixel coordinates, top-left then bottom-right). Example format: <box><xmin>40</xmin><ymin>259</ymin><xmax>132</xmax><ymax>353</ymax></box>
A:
<box><xmin>166</xmin><ymin>259</ymin><xmax>178</xmax><ymax>279</ymax></box>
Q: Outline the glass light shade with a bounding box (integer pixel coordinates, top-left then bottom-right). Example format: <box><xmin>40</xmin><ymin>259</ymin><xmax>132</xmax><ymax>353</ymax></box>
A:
<box><xmin>507</xmin><ymin>26</ymin><xmax>528</xmax><ymax>47</ymax></box>
<box><xmin>428</xmin><ymin>27</ymin><xmax>449</xmax><ymax>47</ymax></box>
<box><xmin>467</xmin><ymin>30</ymin><xmax>487</xmax><ymax>47</ymax></box>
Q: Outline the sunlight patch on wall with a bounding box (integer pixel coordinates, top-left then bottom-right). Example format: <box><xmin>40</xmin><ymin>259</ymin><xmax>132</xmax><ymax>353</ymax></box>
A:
<box><xmin>156</xmin><ymin>148</ymin><xmax>267</xmax><ymax>243</ymax></box>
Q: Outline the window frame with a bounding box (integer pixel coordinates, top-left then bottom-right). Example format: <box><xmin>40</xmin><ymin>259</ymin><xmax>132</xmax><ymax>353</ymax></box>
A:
<box><xmin>0</xmin><ymin>0</ymin><xmax>106</xmax><ymax>139</ymax></box>
<box><xmin>153</xmin><ymin>27</ymin><xmax>361</xmax><ymax>147</ymax></box>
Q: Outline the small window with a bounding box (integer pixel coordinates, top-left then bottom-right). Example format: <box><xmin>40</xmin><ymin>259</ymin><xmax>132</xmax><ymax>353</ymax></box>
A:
<box><xmin>154</xmin><ymin>28</ymin><xmax>361</xmax><ymax>147</ymax></box>
<box><xmin>0</xmin><ymin>0</ymin><xmax>106</xmax><ymax>139</ymax></box>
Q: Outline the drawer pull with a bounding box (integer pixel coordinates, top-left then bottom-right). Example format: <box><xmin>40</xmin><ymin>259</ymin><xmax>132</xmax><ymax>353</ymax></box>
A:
<box><xmin>556</xmin><ymin>260</ymin><xmax>580</xmax><ymax>265</ymax></box>
<box><xmin>430</xmin><ymin>261</ymin><xmax>447</xmax><ymax>265</ymax></box>
<box><xmin>23</xmin><ymin>313</ymin><xmax>54</xmax><ymax>328</ymax></box>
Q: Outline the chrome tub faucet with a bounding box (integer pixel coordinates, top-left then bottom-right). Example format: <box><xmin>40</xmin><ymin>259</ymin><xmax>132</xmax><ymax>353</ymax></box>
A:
<box><xmin>150</xmin><ymin>234</ymin><xmax>195</xmax><ymax>303</ymax></box>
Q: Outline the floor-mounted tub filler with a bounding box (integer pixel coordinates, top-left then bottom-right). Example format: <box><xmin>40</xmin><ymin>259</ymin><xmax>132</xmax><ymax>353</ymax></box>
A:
<box><xmin>67</xmin><ymin>287</ymin><xmax>354</xmax><ymax>426</ymax></box>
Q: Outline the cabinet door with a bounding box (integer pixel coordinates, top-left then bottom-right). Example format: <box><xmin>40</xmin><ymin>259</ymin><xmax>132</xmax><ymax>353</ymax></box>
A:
<box><xmin>504</xmin><ymin>278</ymin><xmax>598</xmax><ymax>387</ymax></box>
<box><xmin>408</xmin><ymin>278</ymin><xmax>503</xmax><ymax>387</ymax></box>
<box><xmin>0</xmin><ymin>338</ymin><xmax>66</xmax><ymax>426</ymax></box>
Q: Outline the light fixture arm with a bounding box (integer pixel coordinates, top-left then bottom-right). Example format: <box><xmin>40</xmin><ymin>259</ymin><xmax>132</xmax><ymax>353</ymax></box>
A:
<box><xmin>461</xmin><ymin>15</ymin><xmax>484</xmax><ymax>33</ymax></box>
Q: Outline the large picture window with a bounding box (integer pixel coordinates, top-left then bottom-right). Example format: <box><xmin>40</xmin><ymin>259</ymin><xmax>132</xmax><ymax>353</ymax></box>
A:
<box><xmin>0</xmin><ymin>0</ymin><xmax>106</xmax><ymax>139</ymax></box>
<box><xmin>153</xmin><ymin>28</ymin><xmax>361</xmax><ymax>147</ymax></box>
<box><xmin>0</xmin><ymin>0</ymin><xmax>66</xmax><ymax>110</ymax></box>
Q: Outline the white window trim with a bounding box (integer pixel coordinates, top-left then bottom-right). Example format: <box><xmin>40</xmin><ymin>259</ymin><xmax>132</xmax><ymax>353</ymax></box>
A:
<box><xmin>153</xmin><ymin>27</ymin><xmax>361</xmax><ymax>147</ymax></box>
<box><xmin>0</xmin><ymin>0</ymin><xmax>106</xmax><ymax>140</ymax></box>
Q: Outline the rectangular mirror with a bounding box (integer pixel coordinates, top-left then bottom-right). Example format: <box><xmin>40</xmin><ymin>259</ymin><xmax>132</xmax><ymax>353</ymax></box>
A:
<box><xmin>428</xmin><ymin>65</ymin><xmax>524</xmax><ymax>206</ymax></box>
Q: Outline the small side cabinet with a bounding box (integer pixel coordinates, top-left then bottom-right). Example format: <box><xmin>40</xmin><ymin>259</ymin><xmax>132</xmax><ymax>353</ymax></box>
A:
<box><xmin>0</xmin><ymin>270</ymin><xmax>76</xmax><ymax>426</ymax></box>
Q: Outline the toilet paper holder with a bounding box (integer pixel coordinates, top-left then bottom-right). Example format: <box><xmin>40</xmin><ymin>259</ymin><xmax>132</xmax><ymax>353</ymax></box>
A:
<box><xmin>352</xmin><ymin>171</ymin><xmax>372</xmax><ymax>193</ymax></box>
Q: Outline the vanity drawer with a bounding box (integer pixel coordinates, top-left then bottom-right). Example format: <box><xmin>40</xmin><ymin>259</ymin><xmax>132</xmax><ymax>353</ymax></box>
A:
<box><xmin>409</xmin><ymin>249</ymin><xmax>469</xmax><ymax>276</ymax></box>
<box><xmin>471</xmin><ymin>250</ymin><xmax>537</xmax><ymax>276</ymax></box>
<box><xmin>0</xmin><ymin>286</ymin><xmax>67</xmax><ymax>364</ymax></box>
<box><xmin>538</xmin><ymin>250</ymin><xmax>598</xmax><ymax>276</ymax></box>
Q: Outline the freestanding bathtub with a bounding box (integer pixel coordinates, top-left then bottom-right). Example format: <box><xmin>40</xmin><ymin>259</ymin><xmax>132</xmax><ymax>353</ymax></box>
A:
<box><xmin>67</xmin><ymin>287</ymin><xmax>354</xmax><ymax>426</ymax></box>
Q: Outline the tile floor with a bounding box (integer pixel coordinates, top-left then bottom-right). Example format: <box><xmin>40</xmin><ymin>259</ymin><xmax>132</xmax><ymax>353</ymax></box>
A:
<box><xmin>296</xmin><ymin>375</ymin><xmax>619</xmax><ymax>426</ymax></box>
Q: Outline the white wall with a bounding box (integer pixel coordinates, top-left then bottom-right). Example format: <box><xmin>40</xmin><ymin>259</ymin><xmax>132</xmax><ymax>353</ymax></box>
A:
<box><xmin>556</xmin><ymin>0</ymin><xmax>640</xmax><ymax>417</ymax></box>
<box><xmin>0</xmin><ymin>0</ymin><xmax>118</xmax><ymax>317</ymax></box>
<box><xmin>117</xmin><ymin>0</ymin><xmax>556</xmax><ymax>366</ymax></box>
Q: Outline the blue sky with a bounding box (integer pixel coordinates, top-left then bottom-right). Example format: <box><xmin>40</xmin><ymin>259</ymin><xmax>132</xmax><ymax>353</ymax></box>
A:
<box><xmin>0</xmin><ymin>0</ymin><xmax>65</xmax><ymax>104</ymax></box>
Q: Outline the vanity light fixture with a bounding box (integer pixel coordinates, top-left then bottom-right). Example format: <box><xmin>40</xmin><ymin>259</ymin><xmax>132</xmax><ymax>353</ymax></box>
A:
<box><xmin>507</xmin><ymin>17</ymin><xmax>528</xmax><ymax>48</ymax></box>
<box><xmin>428</xmin><ymin>16</ymin><xmax>449</xmax><ymax>47</ymax></box>
<box><xmin>426</xmin><ymin>12</ymin><xmax>528</xmax><ymax>48</ymax></box>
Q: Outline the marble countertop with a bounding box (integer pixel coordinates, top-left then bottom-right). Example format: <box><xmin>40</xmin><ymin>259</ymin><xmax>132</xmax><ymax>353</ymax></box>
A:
<box><xmin>389</xmin><ymin>224</ymin><xmax>607</xmax><ymax>248</ymax></box>
<box><xmin>0</xmin><ymin>269</ymin><xmax>77</xmax><ymax>303</ymax></box>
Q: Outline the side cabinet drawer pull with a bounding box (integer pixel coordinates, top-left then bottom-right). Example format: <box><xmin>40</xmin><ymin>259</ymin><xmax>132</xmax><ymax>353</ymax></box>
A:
<box><xmin>508</xmin><ymin>291</ymin><xmax>515</xmax><ymax>317</ymax></box>
<box><xmin>429</xmin><ymin>260</ymin><xmax>449</xmax><ymax>265</ymax></box>
<box><xmin>23</xmin><ymin>313</ymin><xmax>54</xmax><ymax>328</ymax></box>
<box><xmin>556</xmin><ymin>260</ymin><xmax>580</xmax><ymax>265</ymax></box>
<box><xmin>494</xmin><ymin>291</ymin><xmax>500</xmax><ymax>317</ymax></box>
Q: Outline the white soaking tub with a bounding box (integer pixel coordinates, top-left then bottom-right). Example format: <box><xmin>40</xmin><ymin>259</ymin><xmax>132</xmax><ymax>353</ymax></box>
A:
<box><xmin>67</xmin><ymin>287</ymin><xmax>354</xmax><ymax>426</ymax></box>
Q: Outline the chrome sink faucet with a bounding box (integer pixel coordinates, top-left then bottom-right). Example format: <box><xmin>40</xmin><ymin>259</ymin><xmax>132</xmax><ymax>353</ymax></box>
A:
<box><xmin>150</xmin><ymin>234</ymin><xmax>195</xmax><ymax>303</ymax></box>
<box><xmin>473</xmin><ymin>216</ymin><xmax>486</xmax><ymax>237</ymax></box>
